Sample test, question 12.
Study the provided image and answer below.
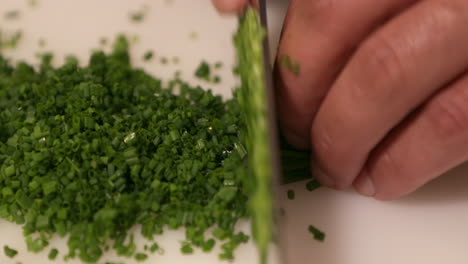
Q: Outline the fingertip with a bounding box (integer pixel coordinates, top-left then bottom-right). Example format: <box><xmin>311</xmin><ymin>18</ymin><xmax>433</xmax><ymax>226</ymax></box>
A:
<box><xmin>212</xmin><ymin>0</ymin><xmax>249</xmax><ymax>13</ymax></box>
<box><xmin>311</xmin><ymin>162</ymin><xmax>335</xmax><ymax>188</ymax></box>
<box><xmin>353</xmin><ymin>172</ymin><xmax>376</xmax><ymax>197</ymax></box>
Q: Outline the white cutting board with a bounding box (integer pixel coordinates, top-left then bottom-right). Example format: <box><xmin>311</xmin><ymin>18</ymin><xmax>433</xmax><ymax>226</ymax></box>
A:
<box><xmin>1</xmin><ymin>1</ymin><xmax>468</xmax><ymax>264</ymax></box>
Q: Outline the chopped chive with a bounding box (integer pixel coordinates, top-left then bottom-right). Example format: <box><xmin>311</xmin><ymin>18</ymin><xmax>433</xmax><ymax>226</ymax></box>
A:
<box><xmin>134</xmin><ymin>252</ymin><xmax>148</xmax><ymax>261</ymax></box>
<box><xmin>213</xmin><ymin>75</ymin><xmax>221</xmax><ymax>84</ymax></box>
<box><xmin>4</xmin><ymin>10</ymin><xmax>20</xmax><ymax>20</ymax></box>
<box><xmin>308</xmin><ymin>225</ymin><xmax>326</xmax><ymax>242</ymax></box>
<box><xmin>172</xmin><ymin>56</ymin><xmax>180</xmax><ymax>64</ymax></box>
<box><xmin>214</xmin><ymin>62</ymin><xmax>223</xmax><ymax>69</ymax></box>
<box><xmin>195</xmin><ymin>61</ymin><xmax>210</xmax><ymax>81</ymax></box>
<box><xmin>28</xmin><ymin>0</ymin><xmax>38</xmax><ymax>8</ymax></box>
<box><xmin>287</xmin><ymin>190</ymin><xmax>295</xmax><ymax>200</ymax></box>
<box><xmin>149</xmin><ymin>243</ymin><xmax>159</xmax><ymax>253</ymax></box>
<box><xmin>129</xmin><ymin>10</ymin><xmax>146</xmax><ymax>23</ymax></box>
<box><xmin>143</xmin><ymin>51</ymin><xmax>154</xmax><ymax>61</ymax></box>
<box><xmin>181</xmin><ymin>243</ymin><xmax>193</xmax><ymax>254</ymax></box>
<box><xmin>280</xmin><ymin>54</ymin><xmax>300</xmax><ymax>76</ymax></box>
<box><xmin>189</xmin><ymin>31</ymin><xmax>198</xmax><ymax>40</ymax></box>
<box><xmin>4</xmin><ymin>246</ymin><xmax>18</xmax><ymax>258</ymax></box>
<box><xmin>292</xmin><ymin>61</ymin><xmax>300</xmax><ymax>75</ymax></box>
<box><xmin>160</xmin><ymin>57</ymin><xmax>168</xmax><ymax>64</ymax></box>
<box><xmin>100</xmin><ymin>37</ymin><xmax>108</xmax><ymax>46</ymax></box>
<box><xmin>306</xmin><ymin>179</ymin><xmax>321</xmax><ymax>191</ymax></box>
<box><xmin>0</xmin><ymin>30</ymin><xmax>22</xmax><ymax>49</ymax></box>
<box><xmin>48</xmin><ymin>248</ymin><xmax>58</xmax><ymax>260</ymax></box>
<box><xmin>38</xmin><ymin>38</ymin><xmax>46</xmax><ymax>47</ymax></box>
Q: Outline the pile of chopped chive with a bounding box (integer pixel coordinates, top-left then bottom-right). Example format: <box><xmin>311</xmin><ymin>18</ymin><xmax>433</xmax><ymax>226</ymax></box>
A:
<box><xmin>0</xmin><ymin>35</ymin><xmax>250</xmax><ymax>262</ymax></box>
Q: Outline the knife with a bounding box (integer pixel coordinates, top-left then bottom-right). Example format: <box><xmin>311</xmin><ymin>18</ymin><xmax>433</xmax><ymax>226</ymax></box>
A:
<box><xmin>234</xmin><ymin>3</ymin><xmax>287</xmax><ymax>263</ymax></box>
<box><xmin>258</xmin><ymin>1</ymin><xmax>288</xmax><ymax>264</ymax></box>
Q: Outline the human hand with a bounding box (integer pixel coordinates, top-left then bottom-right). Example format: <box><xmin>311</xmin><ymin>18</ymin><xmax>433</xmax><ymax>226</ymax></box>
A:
<box><xmin>213</xmin><ymin>0</ymin><xmax>468</xmax><ymax>200</ymax></box>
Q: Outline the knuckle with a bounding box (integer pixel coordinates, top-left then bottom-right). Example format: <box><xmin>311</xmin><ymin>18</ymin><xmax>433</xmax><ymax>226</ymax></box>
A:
<box><xmin>349</xmin><ymin>33</ymin><xmax>407</xmax><ymax>102</ymax></box>
<box><xmin>430</xmin><ymin>0</ymin><xmax>466</xmax><ymax>24</ymax></box>
<box><xmin>424</xmin><ymin>88</ymin><xmax>468</xmax><ymax>139</ymax></box>
<box><xmin>289</xmin><ymin>0</ymin><xmax>338</xmax><ymax>30</ymax></box>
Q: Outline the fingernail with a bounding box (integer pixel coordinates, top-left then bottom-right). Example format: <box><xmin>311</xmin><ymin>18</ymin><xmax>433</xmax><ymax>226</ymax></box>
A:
<box><xmin>353</xmin><ymin>174</ymin><xmax>376</xmax><ymax>197</ymax></box>
<box><xmin>312</xmin><ymin>165</ymin><xmax>335</xmax><ymax>188</ymax></box>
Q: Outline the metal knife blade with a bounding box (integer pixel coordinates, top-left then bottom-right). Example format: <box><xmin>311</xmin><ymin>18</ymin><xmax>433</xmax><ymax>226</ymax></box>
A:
<box><xmin>258</xmin><ymin>1</ymin><xmax>287</xmax><ymax>263</ymax></box>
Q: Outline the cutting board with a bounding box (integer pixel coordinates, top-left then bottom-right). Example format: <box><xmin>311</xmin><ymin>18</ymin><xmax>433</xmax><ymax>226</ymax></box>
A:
<box><xmin>1</xmin><ymin>1</ymin><xmax>467</xmax><ymax>264</ymax></box>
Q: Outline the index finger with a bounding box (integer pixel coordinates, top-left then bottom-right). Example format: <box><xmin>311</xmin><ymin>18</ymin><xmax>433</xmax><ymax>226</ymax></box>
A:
<box><xmin>211</xmin><ymin>0</ymin><xmax>252</xmax><ymax>13</ymax></box>
<box><xmin>275</xmin><ymin>0</ymin><xmax>416</xmax><ymax>149</ymax></box>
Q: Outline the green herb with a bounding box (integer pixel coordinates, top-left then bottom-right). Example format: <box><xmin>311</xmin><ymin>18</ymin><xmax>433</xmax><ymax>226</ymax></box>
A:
<box><xmin>172</xmin><ymin>56</ymin><xmax>180</xmax><ymax>64</ymax></box>
<box><xmin>195</xmin><ymin>61</ymin><xmax>210</xmax><ymax>81</ymax></box>
<box><xmin>38</xmin><ymin>38</ymin><xmax>46</xmax><ymax>48</ymax></box>
<box><xmin>214</xmin><ymin>62</ymin><xmax>223</xmax><ymax>69</ymax></box>
<box><xmin>130</xmin><ymin>35</ymin><xmax>140</xmax><ymax>44</ymax></box>
<box><xmin>100</xmin><ymin>38</ymin><xmax>108</xmax><ymax>46</ymax></box>
<box><xmin>306</xmin><ymin>179</ymin><xmax>321</xmax><ymax>191</ymax></box>
<box><xmin>308</xmin><ymin>225</ymin><xmax>325</xmax><ymax>242</ymax></box>
<box><xmin>234</xmin><ymin>7</ymin><xmax>272</xmax><ymax>264</ymax></box>
<box><xmin>134</xmin><ymin>252</ymin><xmax>148</xmax><ymax>261</ymax></box>
<box><xmin>0</xmin><ymin>30</ymin><xmax>22</xmax><ymax>49</ymax></box>
<box><xmin>48</xmin><ymin>248</ymin><xmax>59</xmax><ymax>260</ymax></box>
<box><xmin>26</xmin><ymin>236</ymin><xmax>48</xmax><ymax>253</ymax></box>
<box><xmin>213</xmin><ymin>75</ymin><xmax>221</xmax><ymax>84</ymax></box>
<box><xmin>281</xmin><ymin>54</ymin><xmax>292</xmax><ymax>69</ymax></box>
<box><xmin>149</xmin><ymin>243</ymin><xmax>159</xmax><ymax>253</ymax></box>
<box><xmin>287</xmin><ymin>190</ymin><xmax>295</xmax><ymax>200</ymax></box>
<box><xmin>292</xmin><ymin>61</ymin><xmax>300</xmax><ymax>75</ymax></box>
<box><xmin>28</xmin><ymin>0</ymin><xmax>39</xmax><ymax>8</ymax></box>
<box><xmin>129</xmin><ymin>7</ymin><xmax>148</xmax><ymax>23</ymax></box>
<box><xmin>0</xmin><ymin>36</ymin><xmax>249</xmax><ymax>262</ymax></box>
<box><xmin>4</xmin><ymin>10</ymin><xmax>20</xmax><ymax>20</ymax></box>
<box><xmin>189</xmin><ymin>32</ymin><xmax>198</xmax><ymax>40</ymax></box>
<box><xmin>130</xmin><ymin>12</ymin><xmax>144</xmax><ymax>22</ymax></box>
<box><xmin>181</xmin><ymin>243</ymin><xmax>193</xmax><ymax>254</ymax></box>
<box><xmin>3</xmin><ymin>246</ymin><xmax>18</xmax><ymax>258</ymax></box>
<box><xmin>202</xmin><ymin>239</ymin><xmax>216</xmax><ymax>252</ymax></box>
<box><xmin>195</xmin><ymin>61</ymin><xmax>223</xmax><ymax>84</ymax></box>
<box><xmin>280</xmin><ymin>54</ymin><xmax>300</xmax><ymax>76</ymax></box>
<box><xmin>143</xmin><ymin>51</ymin><xmax>153</xmax><ymax>61</ymax></box>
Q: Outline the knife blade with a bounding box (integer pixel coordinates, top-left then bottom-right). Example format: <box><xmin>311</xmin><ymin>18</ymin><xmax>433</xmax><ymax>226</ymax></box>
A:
<box><xmin>258</xmin><ymin>1</ymin><xmax>287</xmax><ymax>263</ymax></box>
